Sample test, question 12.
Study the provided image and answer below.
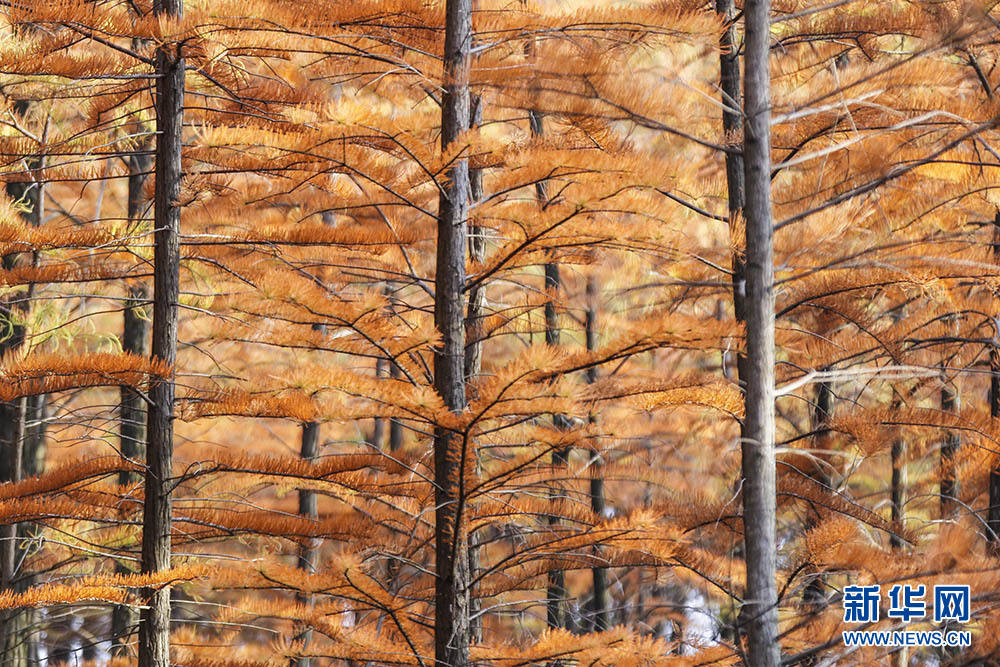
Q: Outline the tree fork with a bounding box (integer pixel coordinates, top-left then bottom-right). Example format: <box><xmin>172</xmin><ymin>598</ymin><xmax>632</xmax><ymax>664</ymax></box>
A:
<box><xmin>139</xmin><ymin>0</ymin><xmax>184</xmax><ymax>663</ymax></box>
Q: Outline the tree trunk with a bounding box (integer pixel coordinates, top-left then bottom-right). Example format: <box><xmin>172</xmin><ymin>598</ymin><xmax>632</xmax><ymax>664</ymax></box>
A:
<box><xmin>802</xmin><ymin>380</ymin><xmax>832</xmax><ymax>612</ymax></box>
<box><xmin>527</xmin><ymin>105</ymin><xmax>570</xmax><ymax>632</ymax></box>
<box><xmin>585</xmin><ymin>277</ymin><xmax>609</xmax><ymax>632</ymax></box>
<box><xmin>389</xmin><ymin>361</ymin><xmax>403</xmax><ymax>452</ymax></box>
<box><xmin>740</xmin><ymin>1</ymin><xmax>781</xmax><ymax>665</ymax></box>
<box><xmin>139</xmin><ymin>0</ymin><xmax>184</xmax><ymax>662</ymax></box>
<box><xmin>890</xmin><ymin>423</ymin><xmax>906</xmax><ymax>551</ymax></box>
<box><xmin>940</xmin><ymin>374</ymin><xmax>959</xmax><ymax>519</ymax></box>
<box><xmin>989</xmin><ymin>212</ymin><xmax>1000</xmax><ymax>548</ymax></box>
<box><xmin>291</xmin><ymin>422</ymin><xmax>320</xmax><ymax>667</ymax></box>
<box><xmin>372</xmin><ymin>358</ymin><xmax>387</xmax><ymax>447</ymax></box>
<box><xmin>0</xmin><ymin>96</ymin><xmax>44</xmax><ymax>666</ymax></box>
<box><xmin>0</xmin><ymin>395</ymin><xmax>26</xmax><ymax>666</ymax></box>
<box><xmin>112</xmin><ymin>138</ymin><xmax>152</xmax><ymax>658</ymax></box>
<box><xmin>435</xmin><ymin>0</ymin><xmax>473</xmax><ymax>664</ymax></box>
<box><xmin>465</xmin><ymin>84</ymin><xmax>485</xmax><ymax>646</ymax></box>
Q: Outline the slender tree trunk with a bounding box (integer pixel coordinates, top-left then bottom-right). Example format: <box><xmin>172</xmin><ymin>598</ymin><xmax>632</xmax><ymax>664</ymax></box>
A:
<box><xmin>0</xmin><ymin>96</ymin><xmax>44</xmax><ymax>666</ymax></box>
<box><xmin>435</xmin><ymin>0</ymin><xmax>473</xmax><ymax>664</ymax></box>
<box><xmin>989</xmin><ymin>212</ymin><xmax>1000</xmax><ymax>548</ymax></box>
<box><xmin>291</xmin><ymin>422</ymin><xmax>320</xmax><ymax>667</ymax></box>
<box><xmin>741</xmin><ymin>1</ymin><xmax>781</xmax><ymax>665</ymax></box>
<box><xmin>291</xmin><ymin>210</ymin><xmax>336</xmax><ymax>665</ymax></box>
<box><xmin>715</xmin><ymin>0</ymin><xmax>747</xmax><ymax>331</ymax></box>
<box><xmin>940</xmin><ymin>373</ymin><xmax>959</xmax><ymax>519</ymax></box>
<box><xmin>802</xmin><ymin>380</ymin><xmax>831</xmax><ymax>613</ymax></box>
<box><xmin>465</xmin><ymin>91</ymin><xmax>486</xmax><ymax>384</ymax></box>
<box><xmin>389</xmin><ymin>362</ymin><xmax>403</xmax><ymax>452</ymax></box>
<box><xmin>545</xmin><ymin>268</ymin><xmax>569</xmax><ymax>631</ymax></box>
<box><xmin>585</xmin><ymin>277</ymin><xmax>609</xmax><ymax>632</ymax></box>
<box><xmin>372</xmin><ymin>358</ymin><xmax>387</xmax><ymax>447</ymax></box>
<box><xmin>889</xmin><ymin>305</ymin><xmax>907</xmax><ymax>553</ymax></box>
<box><xmin>889</xmin><ymin>418</ymin><xmax>908</xmax><ymax>667</ymax></box>
<box><xmin>527</xmin><ymin>105</ymin><xmax>570</xmax><ymax>631</ymax></box>
<box><xmin>0</xmin><ymin>394</ymin><xmax>26</xmax><ymax>666</ymax></box>
<box><xmin>465</xmin><ymin>82</ymin><xmax>485</xmax><ymax>646</ymax></box>
<box><xmin>890</xmin><ymin>421</ymin><xmax>906</xmax><ymax>551</ymax></box>
<box><xmin>112</xmin><ymin>139</ymin><xmax>153</xmax><ymax>657</ymax></box>
<box><xmin>139</xmin><ymin>0</ymin><xmax>184</xmax><ymax>662</ymax></box>
<box><xmin>715</xmin><ymin>0</ymin><xmax>762</xmax><ymax>651</ymax></box>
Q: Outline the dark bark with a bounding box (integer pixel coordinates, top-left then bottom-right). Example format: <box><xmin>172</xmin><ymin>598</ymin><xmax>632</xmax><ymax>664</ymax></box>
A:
<box><xmin>528</xmin><ymin>106</ymin><xmax>570</xmax><ymax>632</ymax></box>
<box><xmin>372</xmin><ymin>358</ymin><xmax>388</xmax><ymax>447</ymax></box>
<box><xmin>291</xmin><ymin>422</ymin><xmax>320</xmax><ymax>667</ymax></box>
<box><xmin>389</xmin><ymin>361</ymin><xmax>404</xmax><ymax>452</ymax></box>
<box><xmin>890</xmin><ymin>424</ymin><xmax>906</xmax><ymax>551</ymax></box>
<box><xmin>740</xmin><ymin>0</ymin><xmax>781</xmax><ymax>665</ymax></box>
<box><xmin>112</xmin><ymin>126</ymin><xmax>152</xmax><ymax>660</ymax></box>
<box><xmin>465</xmin><ymin>89</ymin><xmax>485</xmax><ymax>646</ymax></box>
<box><xmin>139</xmin><ymin>0</ymin><xmax>184</xmax><ymax>662</ymax></box>
<box><xmin>940</xmin><ymin>375</ymin><xmax>959</xmax><ymax>519</ymax></box>
<box><xmin>0</xmin><ymin>96</ymin><xmax>42</xmax><ymax>666</ymax></box>
<box><xmin>802</xmin><ymin>380</ymin><xmax>832</xmax><ymax>611</ymax></box>
<box><xmin>465</xmin><ymin>93</ymin><xmax>486</xmax><ymax>384</ymax></box>
<box><xmin>889</xmin><ymin>305</ymin><xmax>908</xmax><ymax>553</ymax></box>
<box><xmin>585</xmin><ymin>277</ymin><xmax>609</xmax><ymax>632</ymax></box>
<box><xmin>435</xmin><ymin>0</ymin><xmax>473</xmax><ymax>663</ymax></box>
<box><xmin>0</xmin><ymin>395</ymin><xmax>25</xmax><ymax>666</ymax></box>
<box><xmin>989</xmin><ymin>211</ymin><xmax>1000</xmax><ymax>548</ymax></box>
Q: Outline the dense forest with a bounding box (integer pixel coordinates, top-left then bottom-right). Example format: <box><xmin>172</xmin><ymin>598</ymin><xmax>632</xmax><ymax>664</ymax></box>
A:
<box><xmin>0</xmin><ymin>0</ymin><xmax>997</xmax><ymax>665</ymax></box>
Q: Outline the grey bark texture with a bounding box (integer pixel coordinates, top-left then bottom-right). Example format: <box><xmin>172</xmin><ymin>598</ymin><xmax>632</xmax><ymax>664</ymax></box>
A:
<box><xmin>435</xmin><ymin>0</ymin><xmax>473</xmax><ymax>664</ymax></box>
<box><xmin>465</xmin><ymin>89</ymin><xmax>485</xmax><ymax>646</ymax></box>
<box><xmin>139</xmin><ymin>0</ymin><xmax>184</xmax><ymax>663</ymax></box>
<box><xmin>740</xmin><ymin>0</ymin><xmax>781</xmax><ymax>665</ymax></box>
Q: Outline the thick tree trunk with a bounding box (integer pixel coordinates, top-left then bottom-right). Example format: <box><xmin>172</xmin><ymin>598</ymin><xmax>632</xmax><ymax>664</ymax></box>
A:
<box><xmin>112</xmin><ymin>141</ymin><xmax>152</xmax><ymax>657</ymax></box>
<box><xmin>435</xmin><ymin>0</ymin><xmax>473</xmax><ymax>664</ymax></box>
<box><xmin>740</xmin><ymin>1</ymin><xmax>781</xmax><ymax>665</ymax></box>
<box><xmin>139</xmin><ymin>0</ymin><xmax>184</xmax><ymax>663</ymax></box>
